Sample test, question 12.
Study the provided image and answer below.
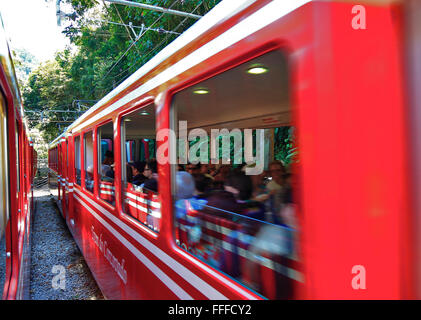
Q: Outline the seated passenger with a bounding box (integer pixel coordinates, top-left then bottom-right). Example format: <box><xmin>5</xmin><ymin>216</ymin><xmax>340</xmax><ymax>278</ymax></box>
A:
<box><xmin>278</xmin><ymin>173</ymin><xmax>297</xmax><ymax>229</ymax></box>
<box><xmin>126</xmin><ymin>163</ymin><xmax>133</xmax><ymax>183</ymax></box>
<box><xmin>224</xmin><ymin>172</ymin><xmax>265</xmax><ymax>221</ymax></box>
<box><xmin>103</xmin><ymin>150</ymin><xmax>114</xmax><ymax>165</ymax></box>
<box><xmin>192</xmin><ymin>173</ymin><xmax>212</xmax><ymax>200</ymax></box>
<box><xmin>105</xmin><ymin>164</ymin><xmax>115</xmax><ymax>179</ymax></box>
<box><xmin>130</xmin><ymin>161</ymin><xmax>146</xmax><ymax>186</ymax></box>
<box><xmin>141</xmin><ymin>160</ymin><xmax>158</xmax><ymax>192</ymax></box>
<box><xmin>200</xmin><ymin>164</ymin><xmax>214</xmax><ymax>180</ymax></box>
<box><xmin>266</xmin><ymin>161</ymin><xmax>286</xmax><ymax>224</ymax></box>
<box><xmin>85</xmin><ymin>165</ymin><xmax>94</xmax><ymax>191</ymax></box>
<box><xmin>174</xmin><ymin>172</ymin><xmax>207</xmax><ymax>247</ymax></box>
<box><xmin>244</xmin><ymin>166</ymin><xmax>270</xmax><ymax>202</ymax></box>
<box><xmin>186</xmin><ymin>163</ymin><xmax>200</xmax><ymax>175</ymax></box>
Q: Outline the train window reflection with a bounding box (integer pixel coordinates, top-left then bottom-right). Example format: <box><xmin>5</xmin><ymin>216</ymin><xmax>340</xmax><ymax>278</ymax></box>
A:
<box><xmin>98</xmin><ymin>122</ymin><xmax>115</xmax><ymax>205</ymax></box>
<box><xmin>171</xmin><ymin>50</ymin><xmax>301</xmax><ymax>299</ymax></box>
<box><xmin>120</xmin><ymin>104</ymin><xmax>160</xmax><ymax>232</ymax></box>
<box><xmin>84</xmin><ymin>131</ymin><xmax>94</xmax><ymax>193</ymax></box>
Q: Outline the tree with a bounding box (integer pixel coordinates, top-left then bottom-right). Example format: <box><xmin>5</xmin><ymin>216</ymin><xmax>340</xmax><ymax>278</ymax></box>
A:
<box><xmin>23</xmin><ymin>0</ymin><xmax>221</xmax><ymax>143</ymax></box>
<box><xmin>12</xmin><ymin>48</ymin><xmax>39</xmax><ymax>88</ymax></box>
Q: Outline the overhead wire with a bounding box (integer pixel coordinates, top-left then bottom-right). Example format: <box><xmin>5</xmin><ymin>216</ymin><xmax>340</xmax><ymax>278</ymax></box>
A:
<box><xmin>107</xmin><ymin>0</ymin><xmax>203</xmax><ymax>89</ymax></box>
<box><xmin>85</xmin><ymin>0</ymin><xmax>181</xmax><ymax>98</ymax></box>
<box><xmin>101</xmin><ymin>0</ymin><xmax>181</xmax><ymax>79</ymax></box>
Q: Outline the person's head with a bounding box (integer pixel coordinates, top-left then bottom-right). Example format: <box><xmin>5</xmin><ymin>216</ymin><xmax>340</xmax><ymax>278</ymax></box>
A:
<box><xmin>126</xmin><ymin>163</ymin><xmax>133</xmax><ymax>182</ymax></box>
<box><xmin>144</xmin><ymin>160</ymin><xmax>157</xmax><ymax>179</ymax></box>
<box><xmin>193</xmin><ymin>173</ymin><xmax>212</xmax><ymax>194</ymax></box>
<box><xmin>186</xmin><ymin>163</ymin><xmax>200</xmax><ymax>175</ymax></box>
<box><xmin>86</xmin><ymin>165</ymin><xmax>94</xmax><ymax>179</ymax></box>
<box><xmin>176</xmin><ymin>171</ymin><xmax>195</xmax><ymax>199</ymax></box>
<box><xmin>269</xmin><ymin>161</ymin><xmax>285</xmax><ymax>185</ymax></box>
<box><xmin>101</xmin><ymin>164</ymin><xmax>111</xmax><ymax>176</ymax></box>
<box><xmin>130</xmin><ymin>161</ymin><xmax>145</xmax><ymax>177</ymax></box>
<box><xmin>103</xmin><ymin>150</ymin><xmax>114</xmax><ymax>165</ymax></box>
<box><xmin>224</xmin><ymin>172</ymin><xmax>253</xmax><ymax>200</ymax></box>
<box><xmin>200</xmin><ymin>164</ymin><xmax>209</xmax><ymax>174</ymax></box>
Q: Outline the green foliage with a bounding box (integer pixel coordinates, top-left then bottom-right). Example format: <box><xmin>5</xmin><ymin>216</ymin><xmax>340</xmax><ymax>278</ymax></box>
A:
<box><xmin>12</xmin><ymin>48</ymin><xmax>39</xmax><ymax>88</ymax></box>
<box><xmin>274</xmin><ymin>127</ymin><xmax>298</xmax><ymax>167</ymax></box>
<box><xmin>23</xmin><ymin>0</ymin><xmax>222</xmax><ymax>142</ymax></box>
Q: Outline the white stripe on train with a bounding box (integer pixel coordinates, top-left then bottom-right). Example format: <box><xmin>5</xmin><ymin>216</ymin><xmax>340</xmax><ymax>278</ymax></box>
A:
<box><xmin>125</xmin><ymin>199</ymin><xmax>162</xmax><ymax>219</ymax></box>
<box><xmin>125</xmin><ymin>191</ymin><xmax>161</xmax><ymax>209</ymax></box>
<box><xmin>74</xmin><ymin>188</ymin><xmax>259</xmax><ymax>299</ymax></box>
<box><xmin>73</xmin><ymin>194</ymin><xmax>193</xmax><ymax>300</ymax></box>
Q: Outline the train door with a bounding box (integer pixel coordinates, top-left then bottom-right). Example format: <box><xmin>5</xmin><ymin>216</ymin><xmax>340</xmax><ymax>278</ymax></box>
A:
<box><xmin>0</xmin><ymin>94</ymin><xmax>10</xmax><ymax>299</ymax></box>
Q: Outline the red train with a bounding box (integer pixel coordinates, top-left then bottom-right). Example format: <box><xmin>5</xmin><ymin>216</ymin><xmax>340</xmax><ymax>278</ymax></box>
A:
<box><xmin>0</xmin><ymin>15</ymin><xmax>37</xmax><ymax>299</ymax></box>
<box><xmin>48</xmin><ymin>0</ymin><xmax>421</xmax><ymax>299</ymax></box>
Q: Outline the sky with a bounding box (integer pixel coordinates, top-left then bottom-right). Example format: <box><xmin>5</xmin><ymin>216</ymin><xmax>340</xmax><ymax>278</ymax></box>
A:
<box><xmin>0</xmin><ymin>0</ymin><xmax>70</xmax><ymax>63</ymax></box>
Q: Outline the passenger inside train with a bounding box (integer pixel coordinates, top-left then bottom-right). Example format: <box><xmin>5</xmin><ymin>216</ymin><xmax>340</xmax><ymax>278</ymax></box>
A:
<box><xmin>117</xmin><ymin>49</ymin><xmax>298</xmax><ymax>298</ymax></box>
<box><xmin>121</xmin><ymin>105</ymin><xmax>161</xmax><ymax>231</ymax></box>
<box><xmin>171</xmin><ymin>49</ymin><xmax>298</xmax><ymax>299</ymax></box>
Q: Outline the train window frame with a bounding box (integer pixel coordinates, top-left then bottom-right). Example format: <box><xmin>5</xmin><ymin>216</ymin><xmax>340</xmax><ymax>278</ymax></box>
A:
<box><xmin>96</xmin><ymin>119</ymin><xmax>116</xmax><ymax>208</ymax></box>
<box><xmin>83</xmin><ymin>130</ymin><xmax>95</xmax><ymax>194</ymax></box>
<box><xmin>168</xmin><ymin>47</ymin><xmax>297</xmax><ymax>299</ymax></box>
<box><xmin>15</xmin><ymin>120</ymin><xmax>20</xmax><ymax>193</ymax></box>
<box><xmin>117</xmin><ymin>100</ymin><xmax>160</xmax><ymax>238</ymax></box>
<box><xmin>74</xmin><ymin>134</ymin><xmax>82</xmax><ymax>187</ymax></box>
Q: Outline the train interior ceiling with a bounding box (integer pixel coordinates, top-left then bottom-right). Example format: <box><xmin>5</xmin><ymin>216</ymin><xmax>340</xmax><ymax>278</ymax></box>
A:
<box><xmin>172</xmin><ymin>50</ymin><xmax>290</xmax><ymax>132</ymax></box>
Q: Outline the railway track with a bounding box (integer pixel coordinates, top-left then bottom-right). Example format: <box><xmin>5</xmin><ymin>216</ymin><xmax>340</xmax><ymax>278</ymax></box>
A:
<box><xmin>30</xmin><ymin>184</ymin><xmax>103</xmax><ymax>300</ymax></box>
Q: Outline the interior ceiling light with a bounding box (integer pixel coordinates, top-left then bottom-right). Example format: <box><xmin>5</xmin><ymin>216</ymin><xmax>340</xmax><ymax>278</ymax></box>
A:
<box><xmin>140</xmin><ymin>111</ymin><xmax>150</xmax><ymax>116</ymax></box>
<box><xmin>247</xmin><ymin>65</ymin><xmax>268</xmax><ymax>75</ymax></box>
<box><xmin>124</xmin><ymin>118</ymin><xmax>132</xmax><ymax>122</ymax></box>
<box><xmin>193</xmin><ymin>88</ymin><xmax>209</xmax><ymax>95</ymax></box>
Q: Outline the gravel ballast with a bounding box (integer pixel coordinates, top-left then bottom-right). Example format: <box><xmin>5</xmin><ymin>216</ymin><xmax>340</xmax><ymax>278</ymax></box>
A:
<box><xmin>30</xmin><ymin>186</ymin><xmax>104</xmax><ymax>300</ymax></box>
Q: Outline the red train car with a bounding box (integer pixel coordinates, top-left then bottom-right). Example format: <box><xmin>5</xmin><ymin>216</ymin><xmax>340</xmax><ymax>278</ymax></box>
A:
<box><xmin>0</xmin><ymin>14</ymin><xmax>37</xmax><ymax>299</ymax></box>
<box><xmin>48</xmin><ymin>0</ymin><xmax>420</xmax><ymax>299</ymax></box>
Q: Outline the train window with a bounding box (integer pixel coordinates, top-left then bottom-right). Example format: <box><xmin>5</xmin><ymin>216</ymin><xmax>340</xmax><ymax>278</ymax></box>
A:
<box><xmin>171</xmin><ymin>50</ymin><xmax>300</xmax><ymax>299</ymax></box>
<box><xmin>97</xmin><ymin>122</ymin><xmax>115</xmax><ymax>205</ymax></box>
<box><xmin>15</xmin><ymin>122</ymin><xmax>20</xmax><ymax>193</ymax></box>
<box><xmin>0</xmin><ymin>94</ymin><xmax>8</xmax><ymax>297</ymax></box>
<box><xmin>120</xmin><ymin>104</ymin><xmax>160</xmax><ymax>232</ymax></box>
<box><xmin>74</xmin><ymin>136</ymin><xmax>81</xmax><ymax>186</ymax></box>
<box><xmin>84</xmin><ymin>131</ymin><xmax>94</xmax><ymax>193</ymax></box>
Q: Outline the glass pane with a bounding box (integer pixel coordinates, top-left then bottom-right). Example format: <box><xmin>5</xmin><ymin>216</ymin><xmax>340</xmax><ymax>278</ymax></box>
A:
<box><xmin>174</xmin><ymin>196</ymin><xmax>298</xmax><ymax>299</ymax></box>
<box><xmin>75</xmin><ymin>137</ymin><xmax>81</xmax><ymax>186</ymax></box>
<box><xmin>0</xmin><ymin>95</ymin><xmax>8</xmax><ymax>299</ymax></box>
<box><xmin>121</xmin><ymin>104</ymin><xmax>160</xmax><ymax>232</ymax></box>
<box><xmin>84</xmin><ymin>131</ymin><xmax>94</xmax><ymax>192</ymax></box>
<box><xmin>98</xmin><ymin>122</ymin><xmax>115</xmax><ymax>205</ymax></box>
<box><xmin>171</xmin><ymin>50</ymin><xmax>301</xmax><ymax>298</ymax></box>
